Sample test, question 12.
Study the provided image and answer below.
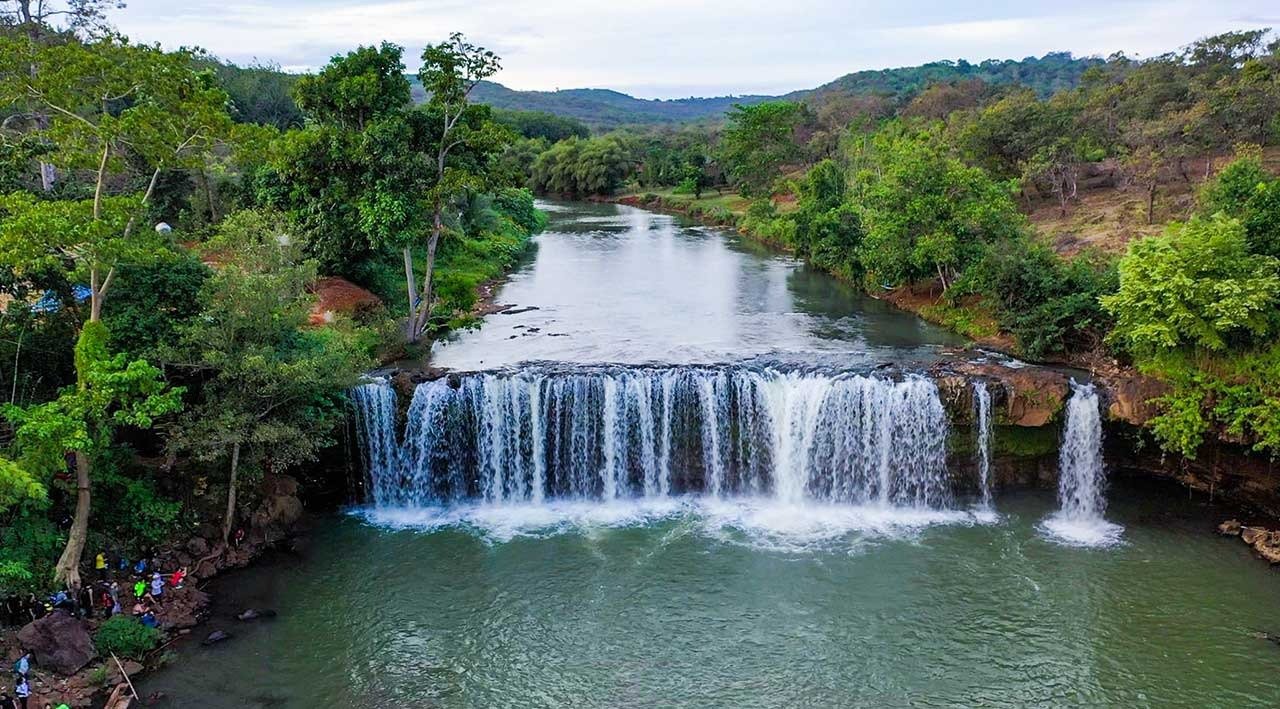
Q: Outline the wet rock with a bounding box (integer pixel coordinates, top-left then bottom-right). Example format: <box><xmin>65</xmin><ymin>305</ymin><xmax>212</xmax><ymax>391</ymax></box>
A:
<box><xmin>1242</xmin><ymin>526</ymin><xmax>1268</xmax><ymax>546</ymax></box>
<box><xmin>1103</xmin><ymin>373</ymin><xmax>1170</xmax><ymax>426</ymax></box>
<box><xmin>934</xmin><ymin>362</ymin><xmax>1069</xmax><ymax>427</ymax></box>
<box><xmin>250</xmin><ymin>474</ymin><xmax>304</xmax><ymax>545</ymax></box>
<box><xmin>1218</xmin><ymin>519</ymin><xmax>1243</xmax><ymax>536</ymax></box>
<box><xmin>17</xmin><ymin>610</ymin><xmax>96</xmax><ymax>674</ymax></box>
<box><xmin>236</xmin><ymin>608</ymin><xmax>277</xmax><ymax>621</ymax></box>
<box><xmin>186</xmin><ymin>536</ymin><xmax>209</xmax><ymax>557</ymax></box>
<box><xmin>202</xmin><ymin>630</ymin><xmax>232</xmax><ymax>645</ymax></box>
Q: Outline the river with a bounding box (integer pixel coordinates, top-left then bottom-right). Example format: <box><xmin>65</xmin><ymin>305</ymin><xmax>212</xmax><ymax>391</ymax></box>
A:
<box><xmin>138</xmin><ymin>201</ymin><xmax>1280</xmax><ymax>707</ymax></box>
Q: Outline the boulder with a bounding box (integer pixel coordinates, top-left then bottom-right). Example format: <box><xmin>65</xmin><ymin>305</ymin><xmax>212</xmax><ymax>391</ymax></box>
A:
<box><xmin>250</xmin><ymin>474</ymin><xmax>304</xmax><ymax>544</ymax></box>
<box><xmin>1104</xmin><ymin>373</ymin><xmax>1171</xmax><ymax>426</ymax></box>
<box><xmin>1242</xmin><ymin>526</ymin><xmax>1269</xmax><ymax>546</ymax></box>
<box><xmin>185</xmin><ymin>536</ymin><xmax>209</xmax><ymax>557</ymax></box>
<box><xmin>17</xmin><ymin>610</ymin><xmax>96</xmax><ymax>674</ymax></box>
<box><xmin>1255</xmin><ymin>534</ymin><xmax>1280</xmax><ymax>564</ymax></box>
<box><xmin>1218</xmin><ymin>519</ymin><xmax>1243</xmax><ymax>536</ymax></box>
<box><xmin>202</xmin><ymin>630</ymin><xmax>232</xmax><ymax>645</ymax></box>
<box><xmin>935</xmin><ymin>361</ymin><xmax>1069</xmax><ymax>427</ymax></box>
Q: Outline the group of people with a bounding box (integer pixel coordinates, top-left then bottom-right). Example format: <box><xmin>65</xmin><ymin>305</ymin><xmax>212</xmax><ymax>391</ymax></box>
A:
<box><xmin>1</xmin><ymin>553</ymin><xmax>194</xmax><ymax>706</ymax></box>
<box><xmin>2</xmin><ymin>552</ymin><xmax>190</xmax><ymax>629</ymax></box>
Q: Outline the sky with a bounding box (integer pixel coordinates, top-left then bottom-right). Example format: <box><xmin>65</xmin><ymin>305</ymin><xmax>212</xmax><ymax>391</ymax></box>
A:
<box><xmin>109</xmin><ymin>0</ymin><xmax>1280</xmax><ymax>99</ymax></box>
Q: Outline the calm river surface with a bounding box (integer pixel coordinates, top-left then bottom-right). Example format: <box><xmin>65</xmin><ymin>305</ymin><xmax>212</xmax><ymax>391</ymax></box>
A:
<box><xmin>139</xmin><ymin>202</ymin><xmax>1280</xmax><ymax>708</ymax></box>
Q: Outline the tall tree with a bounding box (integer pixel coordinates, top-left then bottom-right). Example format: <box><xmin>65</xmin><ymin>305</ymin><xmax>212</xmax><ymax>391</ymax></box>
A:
<box><xmin>0</xmin><ymin>36</ymin><xmax>232</xmax><ymax>586</ymax></box>
<box><xmin>166</xmin><ymin>209</ymin><xmax>367</xmax><ymax>544</ymax></box>
<box><xmin>407</xmin><ymin>32</ymin><xmax>503</xmax><ymax>341</ymax></box>
<box><xmin>718</xmin><ymin>101</ymin><xmax>806</xmax><ymax>197</ymax></box>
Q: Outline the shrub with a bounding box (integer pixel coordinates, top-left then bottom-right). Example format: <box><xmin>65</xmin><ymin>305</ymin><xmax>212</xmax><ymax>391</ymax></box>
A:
<box><xmin>94</xmin><ymin>615</ymin><xmax>161</xmax><ymax>658</ymax></box>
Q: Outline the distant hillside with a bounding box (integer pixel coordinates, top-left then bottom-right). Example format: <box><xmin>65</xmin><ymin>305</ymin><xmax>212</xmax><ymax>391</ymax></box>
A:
<box><xmin>406</xmin><ymin>52</ymin><xmax>1103</xmax><ymax>129</ymax></box>
<box><xmin>410</xmin><ymin>78</ymin><xmax>771</xmax><ymax>129</ymax></box>
<box><xmin>790</xmin><ymin>51</ymin><xmax>1104</xmax><ymax>103</ymax></box>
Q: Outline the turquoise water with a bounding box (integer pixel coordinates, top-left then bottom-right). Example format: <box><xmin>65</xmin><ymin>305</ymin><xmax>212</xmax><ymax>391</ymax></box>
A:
<box><xmin>137</xmin><ymin>201</ymin><xmax>1280</xmax><ymax>708</ymax></box>
<box><xmin>140</xmin><ymin>483</ymin><xmax>1280</xmax><ymax>708</ymax></box>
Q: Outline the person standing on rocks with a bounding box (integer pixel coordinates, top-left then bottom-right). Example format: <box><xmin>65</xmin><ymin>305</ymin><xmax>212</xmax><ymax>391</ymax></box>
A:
<box><xmin>150</xmin><ymin>572</ymin><xmax>164</xmax><ymax>604</ymax></box>
<box><xmin>13</xmin><ymin>675</ymin><xmax>29</xmax><ymax>709</ymax></box>
<box><xmin>13</xmin><ymin>654</ymin><xmax>29</xmax><ymax>679</ymax></box>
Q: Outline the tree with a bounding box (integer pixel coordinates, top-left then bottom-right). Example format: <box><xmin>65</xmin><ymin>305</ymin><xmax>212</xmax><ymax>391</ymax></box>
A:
<box><xmin>0</xmin><ymin>36</ymin><xmax>232</xmax><ymax>587</ymax></box>
<box><xmin>718</xmin><ymin>101</ymin><xmax>806</xmax><ymax>197</ymax></box>
<box><xmin>407</xmin><ymin>33</ymin><xmax>504</xmax><ymax>341</ymax></box>
<box><xmin>853</xmin><ymin>125</ymin><xmax>1025</xmax><ymax>289</ymax></box>
<box><xmin>1101</xmin><ymin>215</ymin><xmax>1280</xmax><ymax>355</ymax></box>
<box><xmin>294</xmin><ymin>42</ymin><xmax>409</xmax><ymax>131</ymax></box>
<box><xmin>166</xmin><ymin>210</ymin><xmax>368</xmax><ymax>544</ymax></box>
<box><xmin>2</xmin><ymin>321</ymin><xmax>181</xmax><ymax>587</ymax></box>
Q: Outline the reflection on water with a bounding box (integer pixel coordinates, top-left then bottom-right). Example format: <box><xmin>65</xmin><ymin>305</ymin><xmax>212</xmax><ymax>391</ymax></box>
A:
<box><xmin>138</xmin><ymin>480</ymin><xmax>1280</xmax><ymax>708</ymax></box>
<box><xmin>430</xmin><ymin>201</ymin><xmax>964</xmax><ymax>369</ymax></box>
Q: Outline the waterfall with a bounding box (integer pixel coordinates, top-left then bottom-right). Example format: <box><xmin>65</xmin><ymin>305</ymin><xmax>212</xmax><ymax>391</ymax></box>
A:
<box><xmin>973</xmin><ymin>382</ymin><xmax>993</xmax><ymax>510</ymax></box>
<box><xmin>1042</xmin><ymin>381</ymin><xmax>1122</xmax><ymax>546</ymax></box>
<box><xmin>350</xmin><ymin>380</ymin><xmax>399</xmax><ymax>504</ymax></box>
<box><xmin>351</xmin><ymin>366</ymin><xmax>954</xmax><ymax>510</ymax></box>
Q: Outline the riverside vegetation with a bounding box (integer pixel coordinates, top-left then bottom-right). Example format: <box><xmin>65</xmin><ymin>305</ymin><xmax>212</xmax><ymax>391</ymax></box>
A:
<box><xmin>0</xmin><ymin>1</ymin><xmax>543</xmax><ymax>618</ymax></box>
<box><xmin>1</xmin><ymin>0</ymin><xmax>1280</xmax><ymax>699</ymax></box>
<box><xmin>502</xmin><ymin>29</ymin><xmax>1280</xmax><ymax>464</ymax></box>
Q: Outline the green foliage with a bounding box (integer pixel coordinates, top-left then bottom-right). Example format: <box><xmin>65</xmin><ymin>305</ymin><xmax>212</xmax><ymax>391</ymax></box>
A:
<box><xmin>294</xmin><ymin>43</ymin><xmax>410</xmax><ymax>130</ymax></box>
<box><xmin>0</xmin><ymin>457</ymin><xmax>44</xmax><ymax>512</ymax></box>
<box><xmin>853</xmin><ymin>125</ymin><xmax>1025</xmax><ymax>287</ymax></box>
<box><xmin>491</xmin><ymin>109</ymin><xmax>589</xmax><ymax>142</ymax></box>
<box><xmin>4</xmin><ymin>322</ymin><xmax>183</xmax><ymax>480</ymax></box>
<box><xmin>167</xmin><ymin>209</ymin><xmax>371</xmax><ymax>472</ymax></box>
<box><xmin>102</xmin><ymin>253</ymin><xmax>211</xmax><ymax>358</ymax></box>
<box><xmin>529</xmin><ymin>135</ymin><xmax>634</xmax><ymax>196</ymax></box>
<box><xmin>91</xmin><ymin>456</ymin><xmax>181</xmax><ymax>547</ymax></box>
<box><xmin>1200</xmin><ymin>146</ymin><xmax>1280</xmax><ymax>259</ymax></box>
<box><xmin>0</xmin><ymin>511</ymin><xmax>62</xmax><ymax>593</ymax></box>
<box><xmin>203</xmin><ymin>58</ymin><xmax>304</xmax><ymax>130</ymax></box>
<box><xmin>972</xmin><ymin>242</ymin><xmax>1117</xmax><ymax>358</ymax></box>
<box><xmin>94</xmin><ymin>615</ymin><xmax>161</xmax><ymax>658</ymax></box>
<box><xmin>1102</xmin><ymin>215</ymin><xmax>1280</xmax><ymax>355</ymax></box>
<box><xmin>719</xmin><ymin>101</ymin><xmax>807</xmax><ymax>197</ymax></box>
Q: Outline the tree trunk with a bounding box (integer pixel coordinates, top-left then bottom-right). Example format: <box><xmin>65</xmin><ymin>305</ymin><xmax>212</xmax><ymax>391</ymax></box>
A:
<box><xmin>222</xmin><ymin>443</ymin><xmax>240</xmax><ymax>545</ymax></box>
<box><xmin>198</xmin><ymin>169</ymin><xmax>220</xmax><ymax>223</ymax></box>
<box><xmin>410</xmin><ymin>208</ymin><xmax>444</xmax><ymax>338</ymax></box>
<box><xmin>54</xmin><ymin>450</ymin><xmax>92</xmax><ymax>590</ymax></box>
<box><xmin>402</xmin><ymin>247</ymin><xmax>418</xmax><ymax>342</ymax></box>
<box><xmin>1147</xmin><ymin>183</ymin><xmax>1156</xmax><ymax>225</ymax></box>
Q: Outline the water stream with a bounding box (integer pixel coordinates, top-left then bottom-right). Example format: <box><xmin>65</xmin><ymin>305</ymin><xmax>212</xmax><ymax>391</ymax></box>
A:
<box><xmin>1042</xmin><ymin>381</ymin><xmax>1124</xmax><ymax>546</ymax></box>
<box><xmin>139</xmin><ymin>201</ymin><xmax>1276</xmax><ymax>707</ymax></box>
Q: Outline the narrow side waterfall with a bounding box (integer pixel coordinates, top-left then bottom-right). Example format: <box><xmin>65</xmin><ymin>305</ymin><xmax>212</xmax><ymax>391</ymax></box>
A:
<box><xmin>351</xmin><ymin>380</ymin><xmax>399</xmax><ymax>504</ymax></box>
<box><xmin>352</xmin><ymin>367</ymin><xmax>955</xmax><ymax>511</ymax></box>
<box><xmin>973</xmin><ymin>382</ymin><xmax>993</xmax><ymax>510</ymax></box>
<box><xmin>1041</xmin><ymin>381</ymin><xmax>1122</xmax><ymax>546</ymax></box>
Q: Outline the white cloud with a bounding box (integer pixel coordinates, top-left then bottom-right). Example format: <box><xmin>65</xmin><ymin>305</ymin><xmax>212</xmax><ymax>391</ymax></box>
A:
<box><xmin>110</xmin><ymin>0</ymin><xmax>1277</xmax><ymax>98</ymax></box>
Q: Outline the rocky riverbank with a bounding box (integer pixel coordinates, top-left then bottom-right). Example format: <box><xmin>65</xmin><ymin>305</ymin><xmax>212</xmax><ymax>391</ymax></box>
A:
<box><xmin>1</xmin><ymin>474</ymin><xmax>307</xmax><ymax>708</ymax></box>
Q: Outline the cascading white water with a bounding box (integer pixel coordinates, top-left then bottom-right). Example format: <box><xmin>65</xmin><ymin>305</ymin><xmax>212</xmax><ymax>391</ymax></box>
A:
<box><xmin>1041</xmin><ymin>381</ymin><xmax>1122</xmax><ymax>546</ymax></box>
<box><xmin>350</xmin><ymin>380</ymin><xmax>399</xmax><ymax>503</ymax></box>
<box><xmin>973</xmin><ymin>382</ymin><xmax>993</xmax><ymax>510</ymax></box>
<box><xmin>352</xmin><ymin>367</ymin><xmax>954</xmax><ymax>511</ymax></box>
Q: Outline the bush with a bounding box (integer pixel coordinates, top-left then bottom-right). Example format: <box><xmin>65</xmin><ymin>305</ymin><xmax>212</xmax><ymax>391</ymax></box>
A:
<box><xmin>971</xmin><ymin>241</ymin><xmax>1117</xmax><ymax>358</ymax></box>
<box><xmin>94</xmin><ymin>615</ymin><xmax>161</xmax><ymax>658</ymax></box>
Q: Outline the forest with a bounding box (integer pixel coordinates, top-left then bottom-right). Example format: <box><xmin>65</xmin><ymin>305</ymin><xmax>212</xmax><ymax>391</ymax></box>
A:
<box><xmin>502</xmin><ymin>29</ymin><xmax>1280</xmax><ymax>464</ymax></box>
<box><xmin>1</xmin><ymin>1</ymin><xmax>1278</xmax><ymax>608</ymax></box>
<box><xmin>0</xmin><ymin>2</ymin><xmax>544</xmax><ymax>605</ymax></box>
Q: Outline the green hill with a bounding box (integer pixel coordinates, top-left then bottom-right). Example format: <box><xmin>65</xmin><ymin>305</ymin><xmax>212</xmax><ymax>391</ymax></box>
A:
<box><xmin>409</xmin><ymin>77</ymin><xmax>772</xmax><ymax>129</ymax></box>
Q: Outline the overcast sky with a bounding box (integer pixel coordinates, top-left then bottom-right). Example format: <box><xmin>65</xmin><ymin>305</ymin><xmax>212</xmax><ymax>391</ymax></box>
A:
<box><xmin>109</xmin><ymin>0</ymin><xmax>1279</xmax><ymax>99</ymax></box>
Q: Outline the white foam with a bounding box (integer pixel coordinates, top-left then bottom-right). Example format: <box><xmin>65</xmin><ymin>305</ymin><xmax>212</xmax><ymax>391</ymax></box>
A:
<box><xmin>351</xmin><ymin>497</ymin><xmax>995</xmax><ymax>552</ymax></box>
<box><xmin>1038</xmin><ymin>513</ymin><xmax>1125</xmax><ymax>548</ymax></box>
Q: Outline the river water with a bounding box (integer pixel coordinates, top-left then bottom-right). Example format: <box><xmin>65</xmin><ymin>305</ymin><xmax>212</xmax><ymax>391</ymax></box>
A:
<box><xmin>139</xmin><ymin>201</ymin><xmax>1280</xmax><ymax>707</ymax></box>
